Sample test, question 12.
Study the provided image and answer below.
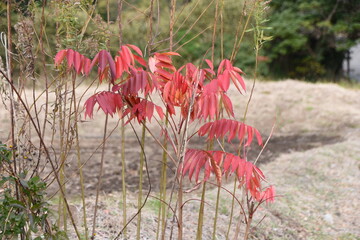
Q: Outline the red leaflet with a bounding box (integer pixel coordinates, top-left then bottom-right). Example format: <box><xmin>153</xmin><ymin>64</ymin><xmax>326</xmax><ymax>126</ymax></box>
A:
<box><xmin>54</xmin><ymin>49</ymin><xmax>67</xmax><ymax>66</ymax></box>
<box><xmin>260</xmin><ymin>185</ymin><xmax>275</xmax><ymax>203</ymax></box>
<box><xmin>124</xmin><ymin>98</ymin><xmax>164</xmax><ymax>123</ymax></box>
<box><xmin>149</xmin><ymin>52</ymin><xmax>178</xmax><ymax>88</ymax></box>
<box><xmin>90</xmin><ymin>50</ymin><xmax>117</xmax><ymax>82</ymax></box>
<box><xmin>221</xmin><ymin>93</ymin><xmax>235</xmax><ymax>118</ymax></box>
<box><xmin>121</xmin><ymin>69</ymin><xmax>153</xmax><ymax>96</ymax></box>
<box><xmin>195</xmin><ymin>79</ymin><xmax>220</xmax><ymax>120</ymax></box>
<box><xmin>133</xmin><ymin>55</ymin><xmax>147</xmax><ymax>67</ymax></box>
<box><xmin>183</xmin><ymin>149</ymin><xmax>223</xmax><ymax>184</ymax></box>
<box><xmin>205</xmin><ymin>59</ymin><xmax>214</xmax><ymax>71</ymax></box>
<box><xmin>82</xmin><ymin>57</ymin><xmax>91</xmax><ymax>75</ymax></box>
<box><xmin>162</xmin><ymin>52</ymin><xmax>181</xmax><ymax>56</ymax></box>
<box><xmin>217</xmin><ymin>59</ymin><xmax>246</xmax><ymax>93</ymax></box>
<box><xmin>162</xmin><ymin>71</ymin><xmax>189</xmax><ymax>107</ymax></box>
<box><xmin>126</xmin><ymin>44</ymin><xmax>143</xmax><ymax>57</ymax></box>
<box><xmin>217</xmin><ymin>70</ymin><xmax>230</xmax><ymax>91</ymax></box>
<box><xmin>84</xmin><ymin>91</ymin><xmax>123</xmax><ymax>118</ymax></box>
<box><xmin>54</xmin><ymin>49</ymin><xmax>92</xmax><ymax>76</ymax></box>
<box><xmin>198</xmin><ymin>119</ymin><xmax>263</xmax><ymax>146</ymax></box>
<box><xmin>220</xmin><ymin>152</ymin><xmax>265</xmax><ymax>201</ymax></box>
<box><xmin>203</xmin><ymin>59</ymin><xmax>216</xmax><ymax>77</ymax></box>
<box><xmin>67</xmin><ymin>49</ymin><xmax>74</xmax><ymax>70</ymax></box>
<box><xmin>183</xmin><ymin>149</ymin><xmax>270</xmax><ymax>202</ymax></box>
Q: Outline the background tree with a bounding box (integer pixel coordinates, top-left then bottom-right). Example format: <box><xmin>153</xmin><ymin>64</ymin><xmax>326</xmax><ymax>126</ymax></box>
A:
<box><xmin>265</xmin><ymin>0</ymin><xmax>360</xmax><ymax>81</ymax></box>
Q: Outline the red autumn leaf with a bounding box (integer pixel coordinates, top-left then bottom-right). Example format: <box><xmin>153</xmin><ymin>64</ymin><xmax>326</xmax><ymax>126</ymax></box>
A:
<box><xmin>205</xmin><ymin>59</ymin><xmax>213</xmax><ymax>71</ymax></box>
<box><xmin>66</xmin><ymin>49</ymin><xmax>75</xmax><ymax>70</ymax></box>
<box><xmin>121</xmin><ymin>69</ymin><xmax>152</xmax><ymax>96</ymax></box>
<box><xmin>133</xmin><ymin>55</ymin><xmax>147</xmax><ymax>67</ymax></box>
<box><xmin>55</xmin><ymin>49</ymin><xmax>92</xmax><ymax>76</ymax></box>
<box><xmin>198</xmin><ymin>119</ymin><xmax>263</xmax><ymax>146</ymax></box>
<box><xmin>115</xmin><ymin>56</ymin><xmax>125</xmax><ymax>78</ymax></box>
<box><xmin>195</xmin><ymin>79</ymin><xmax>221</xmax><ymax>120</ymax></box>
<box><xmin>183</xmin><ymin>149</ymin><xmax>223</xmax><ymax>184</ymax></box>
<box><xmin>74</xmin><ymin>51</ymin><xmax>82</xmax><ymax>74</ymax></box>
<box><xmin>217</xmin><ymin>59</ymin><xmax>246</xmax><ymax>93</ymax></box>
<box><xmin>54</xmin><ymin>49</ymin><xmax>67</xmax><ymax>66</ymax></box>
<box><xmin>217</xmin><ymin>71</ymin><xmax>230</xmax><ymax>91</ymax></box>
<box><xmin>162</xmin><ymin>71</ymin><xmax>189</xmax><ymax>108</ymax></box>
<box><xmin>119</xmin><ymin>45</ymin><xmax>135</xmax><ymax>66</ymax></box>
<box><xmin>183</xmin><ymin>149</ymin><xmax>269</xmax><ymax>197</ymax></box>
<box><xmin>91</xmin><ymin>50</ymin><xmax>117</xmax><ymax>82</ymax></box>
<box><xmin>260</xmin><ymin>185</ymin><xmax>275</xmax><ymax>203</ymax></box>
<box><xmin>124</xmin><ymin>98</ymin><xmax>164</xmax><ymax>123</ymax></box>
<box><xmin>149</xmin><ymin>52</ymin><xmax>178</xmax><ymax>88</ymax></box>
<box><xmin>84</xmin><ymin>91</ymin><xmax>123</xmax><ymax>118</ymax></box>
<box><xmin>229</xmin><ymin>70</ymin><xmax>246</xmax><ymax>94</ymax></box>
<box><xmin>219</xmin><ymin>151</ymin><xmax>267</xmax><ymax>201</ymax></box>
<box><xmin>126</xmin><ymin>44</ymin><xmax>143</xmax><ymax>57</ymax></box>
<box><xmin>221</xmin><ymin>93</ymin><xmax>235</xmax><ymax>118</ymax></box>
<box><xmin>82</xmin><ymin>57</ymin><xmax>91</xmax><ymax>75</ymax></box>
<box><xmin>162</xmin><ymin>52</ymin><xmax>181</xmax><ymax>56</ymax></box>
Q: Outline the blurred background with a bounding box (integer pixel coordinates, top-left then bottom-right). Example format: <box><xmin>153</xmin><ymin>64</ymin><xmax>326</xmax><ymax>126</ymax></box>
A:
<box><xmin>1</xmin><ymin>0</ymin><xmax>359</xmax><ymax>82</ymax></box>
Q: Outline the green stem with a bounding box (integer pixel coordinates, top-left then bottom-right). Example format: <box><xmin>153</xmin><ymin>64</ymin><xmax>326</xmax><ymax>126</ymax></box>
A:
<box><xmin>196</xmin><ymin>182</ymin><xmax>206</xmax><ymax>240</ymax></box>
<box><xmin>226</xmin><ymin>178</ymin><xmax>237</xmax><ymax>240</ymax></box>
<box><xmin>157</xmin><ymin>113</ymin><xmax>169</xmax><ymax>240</ymax></box>
<box><xmin>121</xmin><ymin>119</ymin><xmax>127</xmax><ymax>238</ymax></box>
<box><xmin>212</xmin><ymin>185</ymin><xmax>221</xmax><ymax>240</ymax></box>
<box><xmin>197</xmin><ymin>140</ymin><xmax>213</xmax><ymax>240</ymax></box>
<box><xmin>137</xmin><ymin>123</ymin><xmax>146</xmax><ymax>240</ymax></box>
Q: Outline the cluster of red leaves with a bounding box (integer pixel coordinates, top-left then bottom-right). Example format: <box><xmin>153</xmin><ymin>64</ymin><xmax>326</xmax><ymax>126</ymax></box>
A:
<box><xmin>55</xmin><ymin>49</ymin><xmax>91</xmax><ymax>75</ymax></box>
<box><xmin>54</xmin><ymin>45</ymin><xmax>275</xmax><ymax>203</ymax></box>
<box><xmin>55</xmin><ymin>45</ymin><xmax>162</xmax><ymax>122</ymax></box>
<box><xmin>198</xmin><ymin>119</ymin><xmax>263</xmax><ymax>146</ymax></box>
<box><xmin>183</xmin><ymin>149</ymin><xmax>275</xmax><ymax>203</ymax></box>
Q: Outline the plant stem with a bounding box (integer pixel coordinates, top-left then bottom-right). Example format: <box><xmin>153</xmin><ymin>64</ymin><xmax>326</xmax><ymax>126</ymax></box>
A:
<box><xmin>243</xmin><ymin>202</ymin><xmax>254</xmax><ymax>240</ymax></box>
<box><xmin>136</xmin><ymin>124</ymin><xmax>146</xmax><ymax>240</ymax></box>
<box><xmin>225</xmin><ymin>178</ymin><xmax>237</xmax><ymax>240</ymax></box>
<box><xmin>91</xmin><ymin>113</ymin><xmax>109</xmax><ymax>238</ymax></box>
<box><xmin>212</xmin><ymin>185</ymin><xmax>221</xmax><ymax>240</ymax></box>
<box><xmin>120</xmin><ymin>118</ymin><xmax>127</xmax><ymax>237</ymax></box>
<box><xmin>157</xmin><ymin>113</ymin><xmax>169</xmax><ymax>240</ymax></box>
<box><xmin>196</xmin><ymin>182</ymin><xmax>206</xmax><ymax>240</ymax></box>
<box><xmin>211</xmin><ymin>0</ymin><xmax>220</xmax><ymax>63</ymax></box>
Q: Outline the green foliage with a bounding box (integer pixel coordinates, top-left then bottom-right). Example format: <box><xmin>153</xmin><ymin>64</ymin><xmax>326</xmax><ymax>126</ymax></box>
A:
<box><xmin>265</xmin><ymin>0</ymin><xmax>360</xmax><ymax>81</ymax></box>
<box><xmin>0</xmin><ymin>142</ymin><xmax>12</xmax><ymax>164</ymax></box>
<box><xmin>0</xmin><ymin>143</ymin><xmax>68</xmax><ymax>239</ymax></box>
